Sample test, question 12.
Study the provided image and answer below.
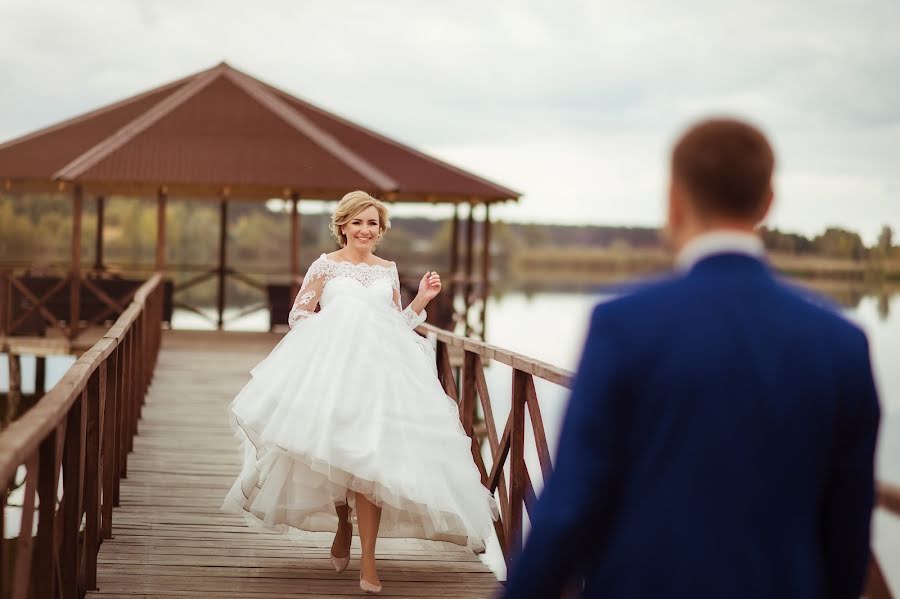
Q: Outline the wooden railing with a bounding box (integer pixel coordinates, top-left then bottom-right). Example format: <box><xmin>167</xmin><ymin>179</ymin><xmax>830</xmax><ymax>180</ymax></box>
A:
<box><xmin>418</xmin><ymin>323</ymin><xmax>572</xmax><ymax>563</ymax></box>
<box><xmin>0</xmin><ymin>273</ymin><xmax>164</xmax><ymax>599</ymax></box>
<box><xmin>420</xmin><ymin>323</ymin><xmax>899</xmax><ymax>597</ymax></box>
<box><xmin>868</xmin><ymin>483</ymin><xmax>900</xmax><ymax>599</ymax></box>
<box><xmin>0</xmin><ymin>269</ymin><xmax>148</xmax><ymax>340</ymax></box>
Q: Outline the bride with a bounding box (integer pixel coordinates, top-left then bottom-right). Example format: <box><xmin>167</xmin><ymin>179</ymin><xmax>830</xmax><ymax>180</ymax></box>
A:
<box><xmin>222</xmin><ymin>191</ymin><xmax>497</xmax><ymax>593</ymax></box>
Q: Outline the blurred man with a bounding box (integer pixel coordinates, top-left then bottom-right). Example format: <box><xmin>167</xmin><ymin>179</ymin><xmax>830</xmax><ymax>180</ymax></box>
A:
<box><xmin>503</xmin><ymin>118</ymin><xmax>880</xmax><ymax>598</ymax></box>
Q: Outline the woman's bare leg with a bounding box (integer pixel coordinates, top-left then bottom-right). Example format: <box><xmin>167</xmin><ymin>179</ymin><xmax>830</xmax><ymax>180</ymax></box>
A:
<box><xmin>331</xmin><ymin>502</ymin><xmax>352</xmax><ymax>558</ymax></box>
<box><xmin>355</xmin><ymin>492</ymin><xmax>383</xmax><ymax>587</ymax></box>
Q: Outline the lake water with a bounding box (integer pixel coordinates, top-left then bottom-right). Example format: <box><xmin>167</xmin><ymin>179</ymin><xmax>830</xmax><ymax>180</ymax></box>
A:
<box><xmin>2</xmin><ymin>288</ymin><xmax>898</xmax><ymax>586</ymax></box>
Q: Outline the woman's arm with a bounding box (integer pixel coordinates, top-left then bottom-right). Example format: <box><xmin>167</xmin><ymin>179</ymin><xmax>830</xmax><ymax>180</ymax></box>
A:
<box><xmin>288</xmin><ymin>259</ymin><xmax>326</xmax><ymax>329</ymax></box>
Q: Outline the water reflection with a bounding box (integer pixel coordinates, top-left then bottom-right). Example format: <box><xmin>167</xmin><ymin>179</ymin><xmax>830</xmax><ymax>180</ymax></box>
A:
<box><xmin>799</xmin><ymin>280</ymin><xmax>898</xmax><ymax>320</ymax></box>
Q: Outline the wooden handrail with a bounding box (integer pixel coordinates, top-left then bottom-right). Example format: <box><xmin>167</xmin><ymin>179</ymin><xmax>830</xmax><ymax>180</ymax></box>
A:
<box><xmin>417</xmin><ymin>322</ymin><xmax>573</xmax><ymax>564</ymax></box>
<box><xmin>418</xmin><ymin>323</ymin><xmax>573</xmax><ymax>387</ymax></box>
<box><xmin>0</xmin><ymin>272</ymin><xmax>164</xmax><ymax>598</ymax></box>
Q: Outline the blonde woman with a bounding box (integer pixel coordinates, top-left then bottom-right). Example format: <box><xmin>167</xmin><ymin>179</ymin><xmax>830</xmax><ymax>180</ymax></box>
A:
<box><xmin>223</xmin><ymin>191</ymin><xmax>497</xmax><ymax>594</ymax></box>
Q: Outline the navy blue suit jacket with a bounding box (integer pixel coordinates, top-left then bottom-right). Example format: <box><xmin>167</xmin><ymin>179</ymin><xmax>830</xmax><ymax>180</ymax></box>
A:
<box><xmin>503</xmin><ymin>254</ymin><xmax>880</xmax><ymax>599</ymax></box>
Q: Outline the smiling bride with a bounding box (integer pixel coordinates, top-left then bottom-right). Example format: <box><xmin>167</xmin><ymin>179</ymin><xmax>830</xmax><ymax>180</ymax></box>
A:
<box><xmin>221</xmin><ymin>190</ymin><xmax>497</xmax><ymax>594</ymax></box>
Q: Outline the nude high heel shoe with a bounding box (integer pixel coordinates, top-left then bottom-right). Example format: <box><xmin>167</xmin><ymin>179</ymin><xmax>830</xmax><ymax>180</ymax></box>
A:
<box><xmin>331</xmin><ymin>507</ymin><xmax>352</xmax><ymax>573</ymax></box>
<box><xmin>359</xmin><ymin>576</ymin><xmax>382</xmax><ymax>594</ymax></box>
<box><xmin>330</xmin><ymin>552</ymin><xmax>350</xmax><ymax>573</ymax></box>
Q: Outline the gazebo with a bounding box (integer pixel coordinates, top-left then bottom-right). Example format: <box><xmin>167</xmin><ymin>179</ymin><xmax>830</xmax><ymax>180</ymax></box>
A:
<box><xmin>0</xmin><ymin>61</ymin><xmax>519</xmax><ymax>341</ymax></box>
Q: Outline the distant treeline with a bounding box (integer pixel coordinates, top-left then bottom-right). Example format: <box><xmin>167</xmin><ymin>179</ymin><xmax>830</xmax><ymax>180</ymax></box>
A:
<box><xmin>0</xmin><ymin>193</ymin><xmax>896</xmax><ymax>303</ymax></box>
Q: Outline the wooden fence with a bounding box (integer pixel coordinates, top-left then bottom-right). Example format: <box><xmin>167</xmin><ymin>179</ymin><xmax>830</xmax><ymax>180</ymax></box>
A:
<box><xmin>0</xmin><ymin>269</ymin><xmax>154</xmax><ymax>340</ymax></box>
<box><xmin>419</xmin><ymin>323</ymin><xmax>571</xmax><ymax>563</ymax></box>
<box><xmin>0</xmin><ymin>274</ymin><xmax>164</xmax><ymax>598</ymax></box>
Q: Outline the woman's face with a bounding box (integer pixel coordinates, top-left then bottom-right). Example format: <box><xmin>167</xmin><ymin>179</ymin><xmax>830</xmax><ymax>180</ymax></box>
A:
<box><xmin>342</xmin><ymin>205</ymin><xmax>381</xmax><ymax>251</ymax></box>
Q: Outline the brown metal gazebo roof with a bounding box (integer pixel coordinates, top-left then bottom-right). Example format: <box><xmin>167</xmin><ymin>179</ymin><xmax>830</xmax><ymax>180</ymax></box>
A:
<box><xmin>0</xmin><ymin>62</ymin><xmax>519</xmax><ymax>203</ymax></box>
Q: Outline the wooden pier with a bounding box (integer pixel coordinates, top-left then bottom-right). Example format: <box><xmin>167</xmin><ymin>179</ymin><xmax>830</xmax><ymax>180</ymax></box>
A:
<box><xmin>0</xmin><ymin>274</ymin><xmax>569</xmax><ymax>599</ymax></box>
<box><xmin>1</xmin><ymin>274</ymin><xmax>897</xmax><ymax>598</ymax></box>
<box><xmin>85</xmin><ymin>330</ymin><xmax>501</xmax><ymax>598</ymax></box>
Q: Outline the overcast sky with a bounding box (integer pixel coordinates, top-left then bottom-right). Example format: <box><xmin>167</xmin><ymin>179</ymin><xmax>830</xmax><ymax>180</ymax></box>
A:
<box><xmin>1</xmin><ymin>0</ymin><xmax>897</xmax><ymax>243</ymax></box>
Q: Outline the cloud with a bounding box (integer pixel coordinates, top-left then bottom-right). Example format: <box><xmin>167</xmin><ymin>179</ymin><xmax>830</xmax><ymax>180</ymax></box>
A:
<box><xmin>0</xmin><ymin>0</ymin><xmax>897</xmax><ymax>242</ymax></box>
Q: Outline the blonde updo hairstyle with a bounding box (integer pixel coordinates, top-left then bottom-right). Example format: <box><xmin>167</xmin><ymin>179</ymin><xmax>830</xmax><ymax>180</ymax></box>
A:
<box><xmin>330</xmin><ymin>191</ymin><xmax>391</xmax><ymax>249</ymax></box>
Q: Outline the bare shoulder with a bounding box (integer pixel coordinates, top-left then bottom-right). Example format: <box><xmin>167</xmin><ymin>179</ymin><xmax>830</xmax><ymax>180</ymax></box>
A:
<box><xmin>371</xmin><ymin>255</ymin><xmax>395</xmax><ymax>268</ymax></box>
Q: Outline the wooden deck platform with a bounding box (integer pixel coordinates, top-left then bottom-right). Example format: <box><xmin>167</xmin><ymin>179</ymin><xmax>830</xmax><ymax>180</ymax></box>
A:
<box><xmin>88</xmin><ymin>330</ymin><xmax>502</xmax><ymax>598</ymax></box>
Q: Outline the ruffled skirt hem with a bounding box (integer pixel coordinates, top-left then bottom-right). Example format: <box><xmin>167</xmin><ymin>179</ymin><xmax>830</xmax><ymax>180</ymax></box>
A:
<box><xmin>221</xmin><ymin>412</ymin><xmax>496</xmax><ymax>552</ymax></box>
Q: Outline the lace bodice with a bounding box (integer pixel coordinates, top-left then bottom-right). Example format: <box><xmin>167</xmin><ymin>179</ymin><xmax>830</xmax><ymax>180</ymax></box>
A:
<box><xmin>288</xmin><ymin>254</ymin><xmax>426</xmax><ymax>329</ymax></box>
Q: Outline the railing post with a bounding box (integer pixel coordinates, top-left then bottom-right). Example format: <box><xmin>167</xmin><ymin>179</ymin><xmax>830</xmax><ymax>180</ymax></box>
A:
<box><xmin>83</xmin><ymin>364</ymin><xmax>105</xmax><ymax>589</ymax></box>
<box><xmin>6</xmin><ymin>353</ymin><xmax>21</xmax><ymax>426</ymax></box>
<box><xmin>106</xmin><ymin>344</ymin><xmax>121</xmax><ymax>515</ymax></box>
<box><xmin>0</xmin><ymin>479</ymin><xmax>6</xmax><ymax>594</ymax></box>
<box><xmin>60</xmin><ymin>391</ymin><xmax>86</xmax><ymax>599</ymax></box>
<box><xmin>119</xmin><ymin>332</ymin><xmax>131</xmax><ymax>478</ymax></box>
<box><xmin>461</xmin><ymin>351</ymin><xmax>477</xmax><ymax>436</ymax></box>
<box><xmin>133</xmin><ymin>319</ymin><xmax>140</xmax><ymax>434</ymax></box>
<box><xmin>11</xmin><ymin>455</ymin><xmax>39</xmax><ymax>598</ymax></box>
<box><xmin>138</xmin><ymin>311</ymin><xmax>146</xmax><ymax>412</ymax></box>
<box><xmin>33</xmin><ymin>427</ymin><xmax>62</xmax><ymax>598</ymax></box>
<box><xmin>0</xmin><ymin>270</ymin><xmax>10</xmax><ymax>337</ymax></box>
<box><xmin>508</xmin><ymin>369</ymin><xmax>528</xmax><ymax>560</ymax></box>
<box><xmin>35</xmin><ymin>357</ymin><xmax>46</xmax><ymax>397</ymax></box>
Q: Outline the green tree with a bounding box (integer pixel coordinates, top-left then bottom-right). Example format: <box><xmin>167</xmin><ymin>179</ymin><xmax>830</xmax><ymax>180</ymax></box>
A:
<box><xmin>759</xmin><ymin>226</ymin><xmax>813</xmax><ymax>254</ymax></box>
<box><xmin>811</xmin><ymin>227</ymin><xmax>867</xmax><ymax>260</ymax></box>
<box><xmin>877</xmin><ymin>224</ymin><xmax>893</xmax><ymax>258</ymax></box>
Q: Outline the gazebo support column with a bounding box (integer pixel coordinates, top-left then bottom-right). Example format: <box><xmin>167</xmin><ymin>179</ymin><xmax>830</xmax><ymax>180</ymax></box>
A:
<box><xmin>0</xmin><ymin>264</ymin><xmax>10</xmax><ymax>337</ymax></box>
<box><xmin>35</xmin><ymin>355</ymin><xmax>46</xmax><ymax>396</ymax></box>
<box><xmin>6</xmin><ymin>354</ymin><xmax>21</xmax><ymax>424</ymax></box>
<box><xmin>69</xmin><ymin>184</ymin><xmax>84</xmax><ymax>340</ymax></box>
<box><xmin>449</xmin><ymin>204</ymin><xmax>460</xmax><ymax>317</ymax></box>
<box><xmin>93</xmin><ymin>196</ymin><xmax>105</xmax><ymax>272</ymax></box>
<box><xmin>481</xmin><ymin>202</ymin><xmax>491</xmax><ymax>338</ymax></box>
<box><xmin>156</xmin><ymin>188</ymin><xmax>167</xmax><ymax>271</ymax></box>
<box><xmin>216</xmin><ymin>196</ymin><xmax>228</xmax><ymax>330</ymax></box>
<box><xmin>463</xmin><ymin>202</ymin><xmax>475</xmax><ymax>337</ymax></box>
<box><xmin>290</xmin><ymin>193</ymin><xmax>301</xmax><ymax>298</ymax></box>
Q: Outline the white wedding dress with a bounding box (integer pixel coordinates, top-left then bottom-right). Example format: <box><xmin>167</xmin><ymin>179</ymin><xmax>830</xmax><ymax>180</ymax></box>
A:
<box><xmin>222</xmin><ymin>254</ymin><xmax>497</xmax><ymax>550</ymax></box>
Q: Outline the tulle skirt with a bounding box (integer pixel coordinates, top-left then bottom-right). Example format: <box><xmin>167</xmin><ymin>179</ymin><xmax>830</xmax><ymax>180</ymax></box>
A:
<box><xmin>221</xmin><ymin>295</ymin><xmax>497</xmax><ymax>550</ymax></box>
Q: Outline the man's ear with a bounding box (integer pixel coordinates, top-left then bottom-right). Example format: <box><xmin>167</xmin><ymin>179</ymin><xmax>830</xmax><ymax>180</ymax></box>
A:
<box><xmin>754</xmin><ymin>187</ymin><xmax>774</xmax><ymax>225</ymax></box>
<box><xmin>669</xmin><ymin>178</ymin><xmax>686</xmax><ymax>225</ymax></box>
<box><xmin>662</xmin><ymin>177</ymin><xmax>680</xmax><ymax>248</ymax></box>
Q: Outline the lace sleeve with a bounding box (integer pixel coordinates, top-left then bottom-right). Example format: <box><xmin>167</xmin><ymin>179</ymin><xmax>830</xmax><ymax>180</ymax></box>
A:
<box><xmin>288</xmin><ymin>258</ymin><xmax>327</xmax><ymax>329</ymax></box>
<box><xmin>391</xmin><ymin>264</ymin><xmax>426</xmax><ymax>329</ymax></box>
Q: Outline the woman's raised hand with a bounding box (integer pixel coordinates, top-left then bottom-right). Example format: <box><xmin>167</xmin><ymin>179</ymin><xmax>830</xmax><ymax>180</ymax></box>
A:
<box><xmin>418</xmin><ymin>271</ymin><xmax>442</xmax><ymax>301</ymax></box>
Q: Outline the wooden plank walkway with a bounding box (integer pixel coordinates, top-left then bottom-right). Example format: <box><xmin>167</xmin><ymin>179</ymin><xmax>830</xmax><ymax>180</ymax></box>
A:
<box><xmin>88</xmin><ymin>330</ymin><xmax>502</xmax><ymax>598</ymax></box>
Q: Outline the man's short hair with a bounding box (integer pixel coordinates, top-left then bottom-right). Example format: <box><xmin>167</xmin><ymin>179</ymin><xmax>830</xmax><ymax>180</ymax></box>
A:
<box><xmin>672</xmin><ymin>118</ymin><xmax>775</xmax><ymax>220</ymax></box>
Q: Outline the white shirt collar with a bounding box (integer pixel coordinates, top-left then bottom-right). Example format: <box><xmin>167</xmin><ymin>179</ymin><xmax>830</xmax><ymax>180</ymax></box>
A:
<box><xmin>675</xmin><ymin>230</ymin><xmax>766</xmax><ymax>272</ymax></box>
